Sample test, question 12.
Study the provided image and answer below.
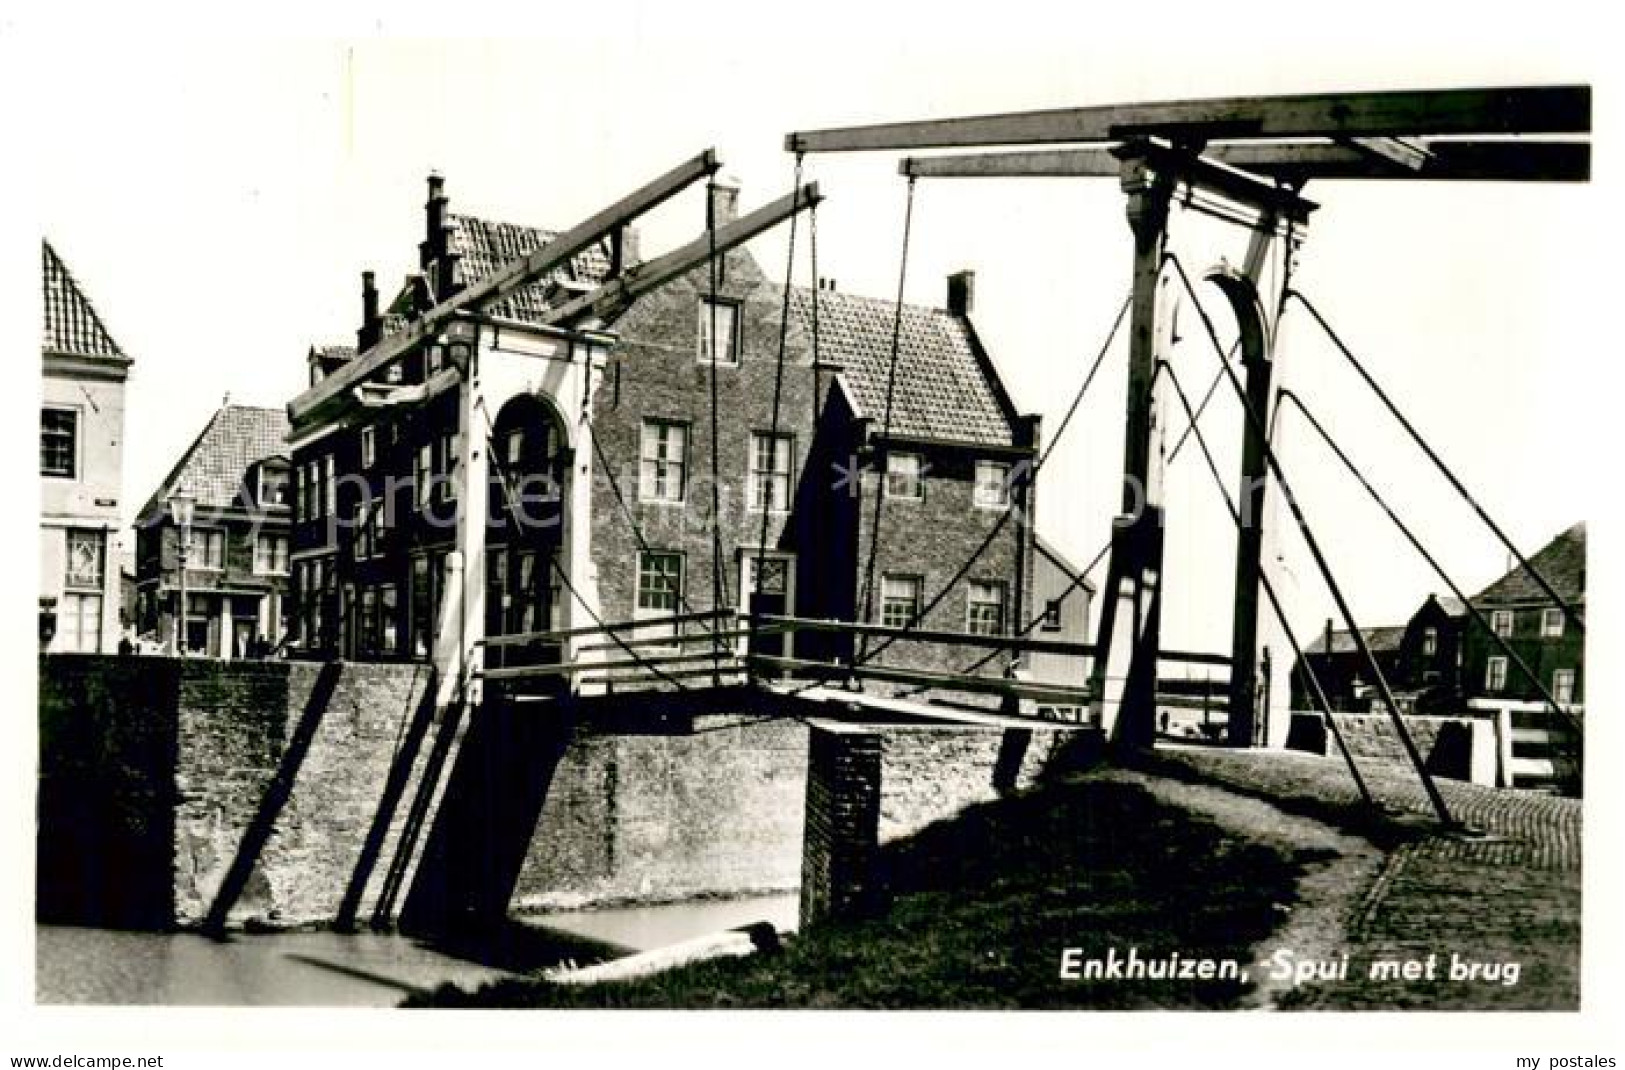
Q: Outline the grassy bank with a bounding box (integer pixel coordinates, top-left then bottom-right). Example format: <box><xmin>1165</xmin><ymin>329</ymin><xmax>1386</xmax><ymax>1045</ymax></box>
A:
<box><xmin>410</xmin><ymin>771</ymin><xmax>1313</xmax><ymax>1009</ymax></box>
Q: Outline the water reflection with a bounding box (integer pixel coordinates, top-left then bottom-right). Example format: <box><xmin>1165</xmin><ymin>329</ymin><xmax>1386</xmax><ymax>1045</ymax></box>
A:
<box><xmin>38</xmin><ymin>892</ymin><xmax>800</xmax><ymax>1006</ymax></box>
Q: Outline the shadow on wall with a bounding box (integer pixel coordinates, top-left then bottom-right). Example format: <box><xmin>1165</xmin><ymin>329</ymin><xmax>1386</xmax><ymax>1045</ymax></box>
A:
<box><xmin>398</xmin><ymin>690</ymin><xmax>576</xmax><ymax>936</ymax></box>
<box><xmin>37</xmin><ymin>656</ymin><xmax>182</xmax><ymax>930</ymax></box>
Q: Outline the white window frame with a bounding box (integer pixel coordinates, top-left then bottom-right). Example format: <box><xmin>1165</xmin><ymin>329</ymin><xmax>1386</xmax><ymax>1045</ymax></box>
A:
<box><xmin>415</xmin><ymin>443</ymin><xmax>434</xmax><ymax>509</ymax></box>
<box><xmin>697</xmin><ymin>298</ymin><xmax>741</xmax><ymax>366</ymax></box>
<box><xmin>360</xmin><ymin>426</ymin><xmax>377</xmax><ymax>469</ymax></box>
<box><xmin>880</xmin><ymin>574</ymin><xmax>923</xmax><ymax>630</ymax></box>
<box><xmin>254</xmin><ymin>533</ymin><xmax>289</xmax><ymax>575</ymax></box>
<box><xmin>1041</xmin><ymin>598</ymin><xmax>1064</xmax><ymax>632</ymax></box>
<box><xmin>258</xmin><ymin>464</ymin><xmax>290</xmax><ymax>508</ymax></box>
<box><xmin>1491</xmin><ymin>609</ymin><xmax>1514</xmax><ymax>638</ymax></box>
<box><xmin>634</xmin><ymin>550</ymin><xmax>685</xmax><ymax>643</ymax></box>
<box><xmin>188</xmin><ymin>529</ymin><xmax>226</xmax><ymax>571</ymax></box>
<box><xmin>64</xmin><ymin>529</ymin><xmax>106</xmax><ymax>590</ymax></box>
<box><xmin>1485</xmin><ymin>655</ymin><xmax>1509</xmax><ymax>693</ymax></box>
<box><xmin>1552</xmin><ymin>668</ymin><xmax>1575</xmax><ymax>705</ymax></box>
<box><xmin>57</xmin><ymin>591</ymin><xmax>103</xmax><ymax>652</ymax></box>
<box><xmin>885</xmin><ymin>452</ymin><xmax>924</xmax><ymax>501</ymax></box>
<box><xmin>1540</xmin><ymin>607</ymin><xmax>1565</xmax><ymax>638</ymax></box>
<box><xmin>967</xmin><ymin>580</ymin><xmax>1007</xmax><ymax>636</ymax></box>
<box><xmin>41</xmin><ymin>406</ymin><xmax>79</xmax><ymax>480</ymax></box>
<box><xmin>974</xmin><ymin>461</ymin><xmax>1011</xmax><ymax>510</ymax></box>
<box><xmin>748</xmin><ymin>432</ymin><xmax>794</xmax><ymax>514</ymax></box>
<box><xmin>640</xmin><ymin>420</ymin><xmax>689</xmax><ymax>505</ymax></box>
<box><xmin>1421</xmin><ymin>627</ymin><xmax>1438</xmax><ymax>657</ymax></box>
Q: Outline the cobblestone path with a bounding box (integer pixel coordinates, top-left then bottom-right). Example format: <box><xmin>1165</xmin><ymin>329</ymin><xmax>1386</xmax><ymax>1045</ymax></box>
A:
<box><xmin>1138</xmin><ymin>746</ymin><xmax>1581</xmax><ymax>1009</ymax></box>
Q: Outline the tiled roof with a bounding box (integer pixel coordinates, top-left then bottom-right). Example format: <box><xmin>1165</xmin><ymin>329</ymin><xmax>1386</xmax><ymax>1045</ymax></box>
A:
<box><xmin>138</xmin><ymin>404</ymin><xmax>291</xmax><ymax>521</ymax></box>
<box><xmin>41</xmin><ymin>240</ymin><xmax>127</xmax><ymax>361</ymax></box>
<box><xmin>445</xmin><ymin>212</ymin><xmax>613</xmax><ymax>323</ymax></box>
<box><xmin>775</xmin><ymin>285</ymin><xmax>1019</xmax><ymax>447</ymax></box>
<box><xmin>1473</xmin><ymin>522</ymin><xmax>1586</xmax><ymax>606</ymax></box>
<box><xmin>1306</xmin><ymin>625</ymin><xmax>1408</xmax><ymax>656</ymax></box>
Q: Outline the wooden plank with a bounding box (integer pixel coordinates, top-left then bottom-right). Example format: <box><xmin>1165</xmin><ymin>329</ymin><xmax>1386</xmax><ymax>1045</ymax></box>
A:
<box><xmin>541</xmin><ymin>182</ymin><xmax>822</xmax><ymax>325</ymax></box>
<box><xmin>288</xmin><ymin>148</ymin><xmax>720</xmax><ymax>424</ymax></box>
<box><xmin>481</xmin><ymin>608</ymin><xmax>733</xmax><ymax>648</ymax></box>
<box><xmin>750</xmin><ymin>653</ymin><xmax>1096</xmax><ymax>706</ymax></box>
<box><xmin>481</xmin><ymin>649</ymin><xmax>740</xmax><ymax>681</ymax></box>
<box><xmin>788</xmin><ymin>85</ymin><xmax>1590</xmax><ymax>153</ymax></box>
<box><xmin>901</xmin><ymin>140</ymin><xmax>1589</xmax><ymax>184</ymax></box>
<box><xmin>1342</xmin><ymin>136</ymin><xmax>1432</xmax><ymax>171</ymax></box>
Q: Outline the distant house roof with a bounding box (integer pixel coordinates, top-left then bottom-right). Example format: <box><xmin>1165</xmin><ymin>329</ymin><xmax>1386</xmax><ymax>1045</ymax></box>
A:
<box><xmin>776</xmin><ymin>284</ymin><xmax>1022</xmax><ymax>448</ymax></box>
<box><xmin>1034</xmin><ymin>534</ymin><xmax>1098</xmax><ymax>595</ymax></box>
<box><xmin>137</xmin><ymin>404</ymin><xmax>291</xmax><ymax>522</ymax></box>
<box><xmin>1306</xmin><ymin>625</ymin><xmax>1408</xmax><ymax>657</ymax></box>
<box><xmin>41</xmin><ymin>239</ymin><xmax>128</xmax><ymax>362</ymax></box>
<box><xmin>1472</xmin><ymin>522</ymin><xmax>1586</xmax><ymax>606</ymax></box>
<box><xmin>309</xmin><ymin>343</ymin><xmax>356</xmax><ymax>364</ymax></box>
<box><xmin>444</xmin><ymin>212</ymin><xmax>614</xmax><ymax>324</ymax></box>
<box><xmin>1429</xmin><ymin>594</ymin><xmax>1467</xmax><ymax>618</ymax></box>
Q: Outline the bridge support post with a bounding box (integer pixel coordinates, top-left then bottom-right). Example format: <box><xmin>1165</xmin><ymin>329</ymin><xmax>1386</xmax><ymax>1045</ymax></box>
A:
<box><xmin>800</xmin><ymin>722</ymin><xmax>885</xmax><ymax>926</ymax></box>
<box><xmin>1089</xmin><ymin>143</ymin><xmax>1175</xmax><ymax>750</ymax></box>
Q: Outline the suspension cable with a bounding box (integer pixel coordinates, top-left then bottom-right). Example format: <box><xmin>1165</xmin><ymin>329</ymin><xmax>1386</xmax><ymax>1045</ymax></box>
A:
<box><xmin>855</xmin><ymin>290</ymin><xmax>1131</xmax><ymax>668</ymax></box>
<box><xmin>1277</xmin><ymin>388</ymin><xmax>1583</xmax><ymax>740</ymax></box>
<box><xmin>1164</xmin><ymin>362</ymin><xmax>1376</xmax><ymax>808</ymax></box>
<box><xmin>855</xmin><ymin>175</ymin><xmax>918</xmax><ymax>658</ymax></box>
<box><xmin>704</xmin><ymin>180</ymin><xmax>729</xmax><ymax>618</ymax></box>
<box><xmin>748</xmin><ymin>154</ymin><xmax>805</xmax><ymax>682</ymax></box>
<box><xmin>1168</xmin><ymin>252</ymin><xmax>1454</xmax><ymax>827</ymax></box>
<box><xmin>1284</xmin><ymin>289</ymin><xmax>1583</xmax><ymax>634</ymax></box>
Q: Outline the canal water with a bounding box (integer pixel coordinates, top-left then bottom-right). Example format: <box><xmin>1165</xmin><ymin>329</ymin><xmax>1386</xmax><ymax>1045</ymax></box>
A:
<box><xmin>38</xmin><ymin>892</ymin><xmax>800</xmax><ymax>1006</ymax></box>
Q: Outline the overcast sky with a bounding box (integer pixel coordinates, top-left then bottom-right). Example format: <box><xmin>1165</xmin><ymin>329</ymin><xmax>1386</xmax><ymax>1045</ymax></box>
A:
<box><xmin>13</xmin><ymin>7</ymin><xmax>1608</xmax><ymax>657</ymax></box>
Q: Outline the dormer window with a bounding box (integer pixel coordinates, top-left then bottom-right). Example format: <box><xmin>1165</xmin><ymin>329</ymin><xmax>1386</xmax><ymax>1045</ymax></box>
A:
<box><xmin>257</xmin><ymin>463</ymin><xmax>290</xmax><ymax>508</ymax></box>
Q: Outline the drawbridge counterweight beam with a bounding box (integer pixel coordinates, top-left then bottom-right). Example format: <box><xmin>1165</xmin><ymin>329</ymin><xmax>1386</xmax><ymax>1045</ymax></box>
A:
<box><xmin>787</xmin><ymin>84</ymin><xmax>1589</xmax><ymax>153</ymax></box>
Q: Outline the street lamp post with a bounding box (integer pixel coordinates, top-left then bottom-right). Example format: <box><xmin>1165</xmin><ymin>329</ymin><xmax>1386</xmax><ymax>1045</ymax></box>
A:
<box><xmin>169</xmin><ymin>490</ymin><xmax>195</xmax><ymax>656</ymax></box>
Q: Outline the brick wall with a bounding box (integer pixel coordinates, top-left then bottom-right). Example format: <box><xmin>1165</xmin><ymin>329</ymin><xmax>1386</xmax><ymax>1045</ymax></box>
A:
<box><xmin>1286</xmin><ymin>710</ymin><xmax>1493</xmax><ymax>785</ymax></box>
<box><xmin>800</xmin><ymin>723</ymin><xmax>884</xmax><ymax>926</ymax></box>
<box><xmin>39</xmin><ymin>655</ymin><xmax>436</xmax><ymax>930</ymax></box>
<box><xmin>40</xmin><ymin>654</ymin><xmax>1086</xmax><ymax>931</ymax></box>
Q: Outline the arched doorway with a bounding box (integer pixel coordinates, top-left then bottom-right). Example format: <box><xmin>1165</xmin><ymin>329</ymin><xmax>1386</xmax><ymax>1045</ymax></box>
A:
<box><xmin>485</xmin><ymin>393</ymin><xmax>569</xmax><ymax>672</ymax></box>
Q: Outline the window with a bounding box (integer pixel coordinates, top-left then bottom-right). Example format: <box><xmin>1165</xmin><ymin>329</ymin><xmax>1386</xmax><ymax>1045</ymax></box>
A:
<box><xmin>352</xmin><ymin>504</ymin><xmax>370</xmax><ymax>560</ymax></box>
<box><xmin>65</xmin><ymin>530</ymin><xmax>105</xmax><ymax>590</ymax></box>
<box><xmin>439</xmin><ymin>431</ymin><xmax>460</xmax><ymax>494</ymax></box>
<box><xmin>254</xmin><ymin>534</ymin><xmax>289</xmax><ymax>575</ymax></box>
<box><xmin>1491</xmin><ymin>609</ymin><xmax>1514</xmax><ymax>638</ymax></box>
<box><xmin>41</xmin><ymin>408</ymin><xmax>78</xmax><ymax>478</ymax></box>
<box><xmin>57</xmin><ymin>592</ymin><xmax>102</xmax><ymax>652</ymax></box>
<box><xmin>885</xmin><ymin>453</ymin><xmax>923</xmax><ymax>500</ymax></box>
<box><xmin>323</xmin><ymin>455</ymin><xmax>336</xmax><ymax>518</ymax></box>
<box><xmin>258</xmin><ymin>465</ymin><xmax>290</xmax><ymax>508</ymax></box>
<box><xmin>300</xmin><ymin>460</ymin><xmax>321</xmax><ymax>519</ymax></box>
<box><xmin>1552</xmin><ymin>668</ymin><xmax>1576</xmax><ymax>705</ymax></box>
<box><xmin>361</xmin><ymin>426</ymin><xmax>377</xmax><ymax>469</ymax></box>
<box><xmin>880</xmin><ymin>575</ymin><xmax>922</xmax><ymax>630</ymax></box>
<box><xmin>416</xmin><ymin>443</ymin><xmax>434</xmax><ymax>509</ymax></box>
<box><xmin>967</xmin><ymin>581</ymin><xmax>1007</xmax><ymax>636</ymax></box>
<box><xmin>748</xmin><ymin>432</ymin><xmax>793</xmax><ymax>513</ymax></box>
<box><xmin>1541</xmin><ymin>608</ymin><xmax>1565</xmax><ymax>638</ymax></box>
<box><xmin>640</xmin><ymin>420</ymin><xmax>688</xmax><ymax>504</ymax></box>
<box><xmin>1041</xmin><ymin>599</ymin><xmax>1064</xmax><ymax>632</ymax></box>
<box><xmin>636</xmin><ymin>551</ymin><xmax>684</xmax><ymax>615</ymax></box>
<box><xmin>425</xmin><ymin>345</ymin><xmax>445</xmax><ymax>377</ymax></box>
<box><xmin>698</xmin><ymin>298</ymin><xmax>741</xmax><ymax>365</ymax></box>
<box><xmin>191</xmin><ymin>530</ymin><xmax>225</xmax><ymax>570</ymax></box>
<box><xmin>974</xmin><ymin>461</ymin><xmax>1011</xmax><ymax>509</ymax></box>
<box><xmin>379</xmin><ymin>584</ymin><xmax>400</xmax><ymax>655</ymax></box>
<box><xmin>1485</xmin><ymin>655</ymin><xmax>1508</xmax><ymax>693</ymax></box>
<box><xmin>1421</xmin><ymin>627</ymin><xmax>1438</xmax><ymax>657</ymax></box>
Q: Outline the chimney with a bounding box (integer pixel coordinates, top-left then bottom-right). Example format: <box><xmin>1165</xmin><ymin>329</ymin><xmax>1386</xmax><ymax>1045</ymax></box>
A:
<box><xmin>358</xmin><ymin>270</ymin><xmax>380</xmax><ymax>351</ymax></box>
<box><xmin>708</xmin><ymin>176</ymin><xmax>741</xmax><ymax>228</ymax></box>
<box><xmin>947</xmin><ymin>269</ymin><xmax>976</xmax><ymax>316</ymax></box>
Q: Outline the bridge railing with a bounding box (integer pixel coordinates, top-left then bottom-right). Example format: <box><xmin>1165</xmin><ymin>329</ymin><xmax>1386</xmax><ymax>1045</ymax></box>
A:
<box><xmin>473</xmin><ymin>609</ymin><xmax>1232</xmax><ymax>719</ymax></box>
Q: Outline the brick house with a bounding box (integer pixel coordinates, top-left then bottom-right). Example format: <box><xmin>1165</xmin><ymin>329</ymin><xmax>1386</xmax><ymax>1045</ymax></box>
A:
<box><xmin>40</xmin><ymin>240</ymin><xmax>132</xmax><ymax>653</ymax></box>
<box><xmin>133</xmin><ymin>404</ymin><xmax>293</xmax><ymax>657</ymax></box>
<box><xmin>284</xmin><ymin>175</ymin><xmax>1042</xmax><ymax>686</ymax></box>
<box><xmin>1461</xmin><ymin>522</ymin><xmax>1584</xmax><ymax>705</ymax></box>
